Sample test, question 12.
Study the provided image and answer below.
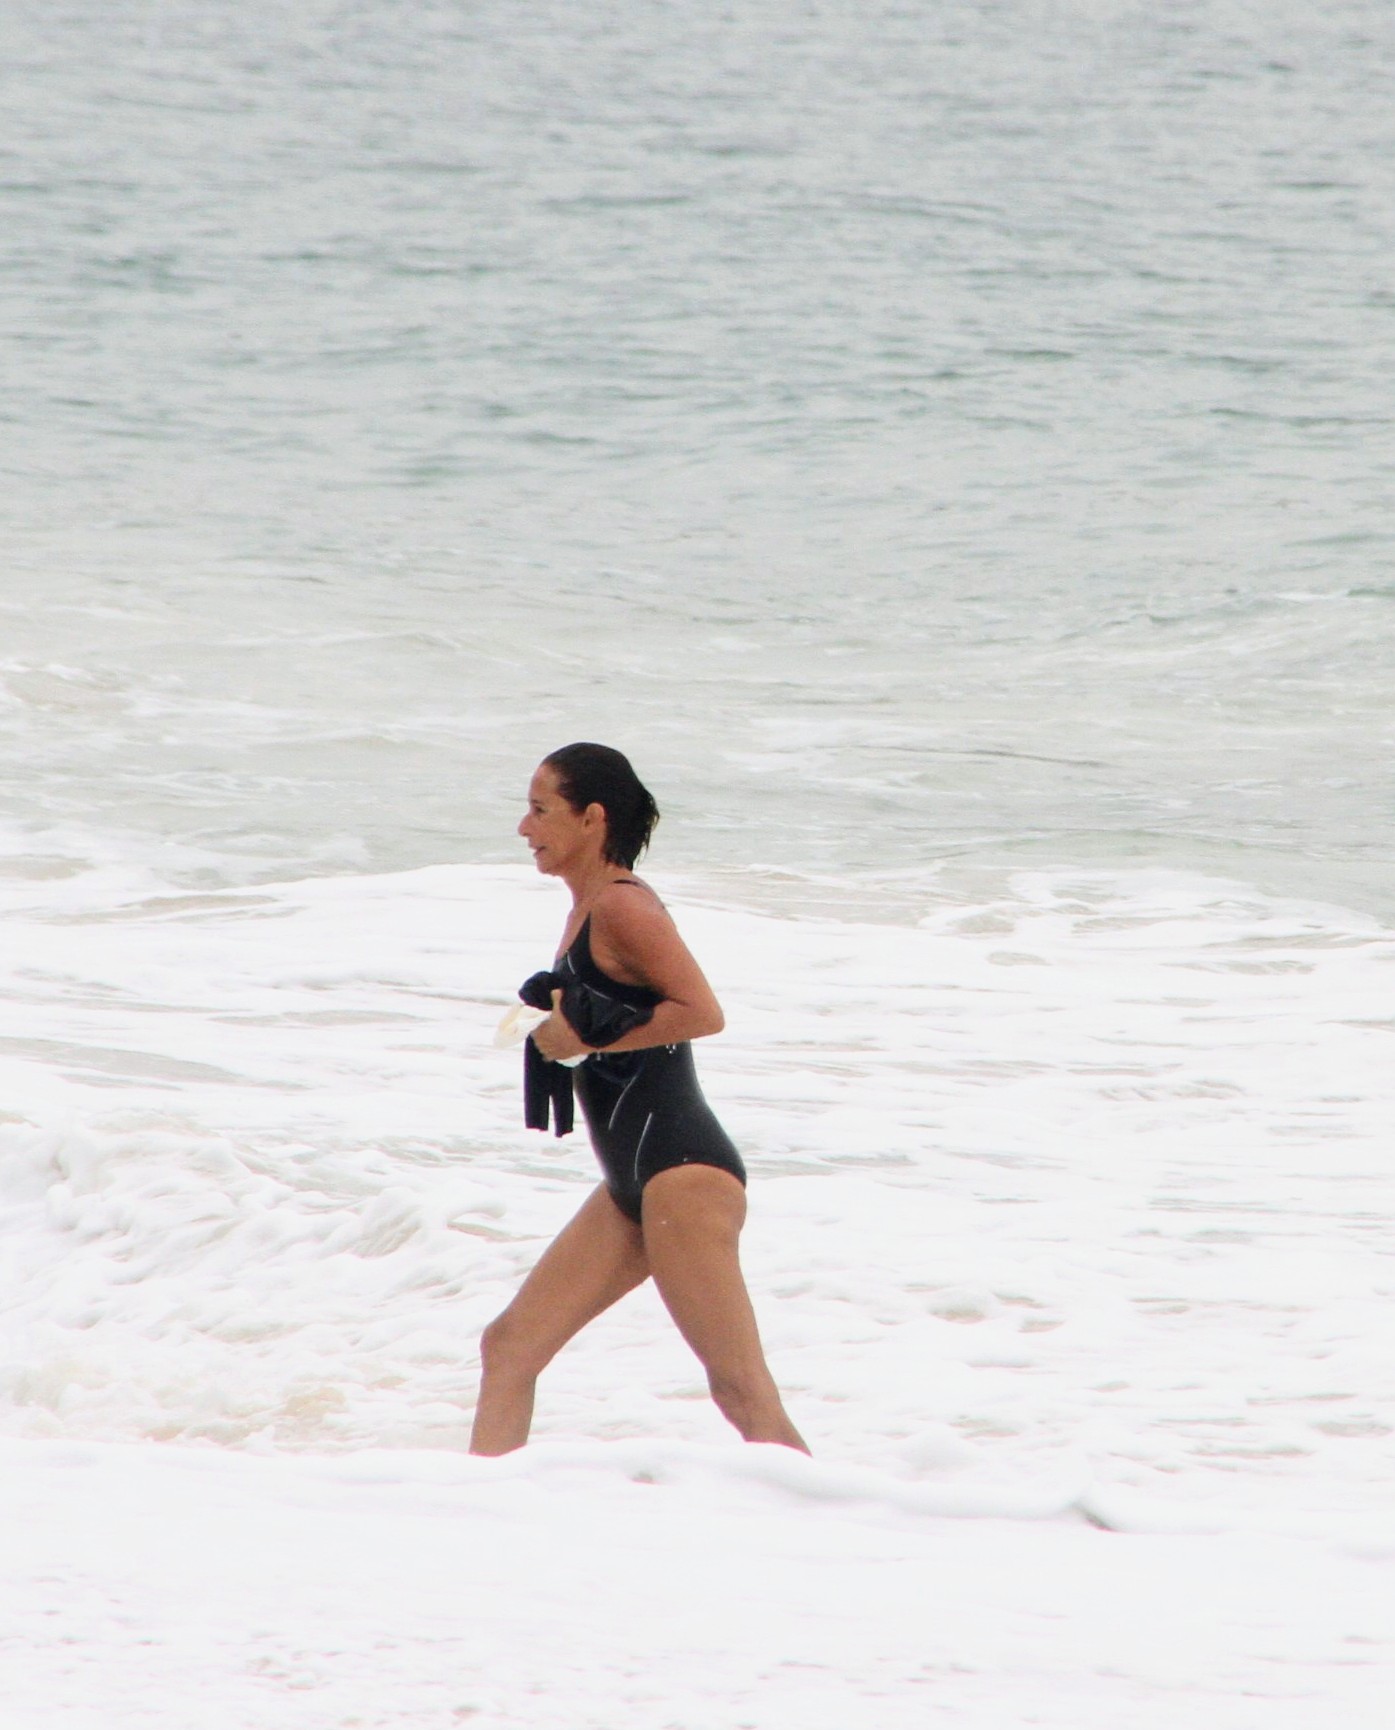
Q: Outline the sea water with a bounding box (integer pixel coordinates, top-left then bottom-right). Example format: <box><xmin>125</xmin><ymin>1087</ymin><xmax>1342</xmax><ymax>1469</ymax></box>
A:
<box><xmin>5</xmin><ymin>0</ymin><xmax>1394</xmax><ymax>910</ymax></box>
<box><xmin>2</xmin><ymin>3</ymin><xmax>1393</xmax><ymax>1722</ymax></box>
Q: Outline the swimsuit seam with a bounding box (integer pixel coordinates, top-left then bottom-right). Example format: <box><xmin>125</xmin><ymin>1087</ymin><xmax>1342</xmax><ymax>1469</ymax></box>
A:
<box><xmin>633</xmin><ymin>1111</ymin><xmax>655</xmax><ymax>1188</ymax></box>
<box><xmin>607</xmin><ymin>1064</ymin><xmax>644</xmax><ymax>1130</ymax></box>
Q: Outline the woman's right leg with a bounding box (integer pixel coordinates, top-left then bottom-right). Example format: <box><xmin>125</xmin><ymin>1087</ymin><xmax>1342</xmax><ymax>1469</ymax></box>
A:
<box><xmin>641</xmin><ymin>1165</ymin><xmax>809</xmax><ymax>1452</ymax></box>
<box><xmin>470</xmin><ymin>1185</ymin><xmax>649</xmax><ymax>1455</ymax></box>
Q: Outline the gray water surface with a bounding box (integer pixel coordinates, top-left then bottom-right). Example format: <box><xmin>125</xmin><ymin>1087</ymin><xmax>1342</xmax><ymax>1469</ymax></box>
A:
<box><xmin>3</xmin><ymin>0</ymin><xmax>1393</xmax><ymax>914</ymax></box>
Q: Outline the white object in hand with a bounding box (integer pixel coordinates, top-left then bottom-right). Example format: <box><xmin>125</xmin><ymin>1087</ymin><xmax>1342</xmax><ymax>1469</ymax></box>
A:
<box><xmin>492</xmin><ymin>1004</ymin><xmax>550</xmax><ymax>1048</ymax></box>
<box><xmin>492</xmin><ymin>1003</ymin><xmax>588</xmax><ymax>1067</ymax></box>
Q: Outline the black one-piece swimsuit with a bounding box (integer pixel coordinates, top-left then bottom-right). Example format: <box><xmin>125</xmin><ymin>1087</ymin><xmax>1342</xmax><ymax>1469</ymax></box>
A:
<box><xmin>556</xmin><ymin>915</ymin><xmax>747</xmax><ymax>1223</ymax></box>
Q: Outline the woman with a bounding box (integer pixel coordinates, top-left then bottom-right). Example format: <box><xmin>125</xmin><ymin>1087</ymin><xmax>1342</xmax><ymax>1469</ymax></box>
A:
<box><xmin>471</xmin><ymin>742</ymin><xmax>808</xmax><ymax>1455</ymax></box>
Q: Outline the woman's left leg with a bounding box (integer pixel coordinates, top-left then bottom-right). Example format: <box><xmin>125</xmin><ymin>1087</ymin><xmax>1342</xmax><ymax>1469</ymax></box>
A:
<box><xmin>471</xmin><ymin>1185</ymin><xmax>649</xmax><ymax>1456</ymax></box>
<box><xmin>641</xmin><ymin>1165</ymin><xmax>809</xmax><ymax>1452</ymax></box>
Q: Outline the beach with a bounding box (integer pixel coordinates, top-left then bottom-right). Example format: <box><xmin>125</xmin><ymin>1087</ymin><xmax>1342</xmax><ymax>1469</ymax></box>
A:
<box><xmin>3</xmin><ymin>0</ymin><xmax>1393</xmax><ymax>1721</ymax></box>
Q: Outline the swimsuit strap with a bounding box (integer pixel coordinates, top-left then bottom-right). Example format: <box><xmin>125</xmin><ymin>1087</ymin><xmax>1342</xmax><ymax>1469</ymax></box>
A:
<box><xmin>566</xmin><ymin>897</ymin><xmax>661</xmax><ymax>1009</ymax></box>
<box><xmin>562</xmin><ymin>877</ymin><xmax>646</xmax><ymax>963</ymax></box>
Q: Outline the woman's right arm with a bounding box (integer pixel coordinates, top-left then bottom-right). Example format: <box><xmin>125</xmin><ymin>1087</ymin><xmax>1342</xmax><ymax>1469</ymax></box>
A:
<box><xmin>532</xmin><ymin>886</ymin><xmax>723</xmax><ymax>1060</ymax></box>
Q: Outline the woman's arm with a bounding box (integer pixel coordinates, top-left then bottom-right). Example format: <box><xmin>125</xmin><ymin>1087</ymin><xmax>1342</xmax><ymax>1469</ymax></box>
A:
<box><xmin>530</xmin><ymin>885</ymin><xmax>724</xmax><ymax>1061</ymax></box>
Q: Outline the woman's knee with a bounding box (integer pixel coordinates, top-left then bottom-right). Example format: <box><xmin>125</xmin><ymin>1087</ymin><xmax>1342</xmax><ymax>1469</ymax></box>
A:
<box><xmin>479</xmin><ymin>1310</ymin><xmax>547</xmax><ymax>1382</ymax></box>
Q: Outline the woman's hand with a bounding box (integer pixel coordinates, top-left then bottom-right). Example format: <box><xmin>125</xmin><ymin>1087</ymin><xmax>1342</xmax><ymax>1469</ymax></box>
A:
<box><xmin>530</xmin><ymin>989</ymin><xmax>591</xmax><ymax>1063</ymax></box>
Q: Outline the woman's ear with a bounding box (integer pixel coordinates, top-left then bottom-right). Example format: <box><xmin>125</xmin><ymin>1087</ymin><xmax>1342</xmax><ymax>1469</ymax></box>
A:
<box><xmin>584</xmin><ymin>801</ymin><xmax>607</xmax><ymax>833</ymax></box>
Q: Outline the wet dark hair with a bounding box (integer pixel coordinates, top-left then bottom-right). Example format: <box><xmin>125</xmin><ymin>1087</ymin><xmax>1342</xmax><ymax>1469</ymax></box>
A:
<box><xmin>543</xmin><ymin>742</ymin><xmax>660</xmax><ymax>870</ymax></box>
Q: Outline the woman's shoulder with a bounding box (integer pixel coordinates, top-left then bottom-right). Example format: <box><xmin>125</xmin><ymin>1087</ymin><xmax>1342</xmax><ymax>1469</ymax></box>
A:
<box><xmin>595</xmin><ymin>874</ymin><xmax>662</xmax><ymax>908</ymax></box>
<box><xmin>589</xmin><ymin>876</ymin><xmax>672</xmax><ymax>954</ymax></box>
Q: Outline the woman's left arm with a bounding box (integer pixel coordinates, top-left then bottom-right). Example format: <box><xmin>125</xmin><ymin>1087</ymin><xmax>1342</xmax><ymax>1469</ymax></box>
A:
<box><xmin>531</xmin><ymin>889</ymin><xmax>724</xmax><ymax>1061</ymax></box>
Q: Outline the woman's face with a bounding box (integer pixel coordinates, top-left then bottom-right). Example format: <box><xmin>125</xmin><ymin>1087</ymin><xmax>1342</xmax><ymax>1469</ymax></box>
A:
<box><xmin>518</xmin><ymin>763</ymin><xmax>599</xmax><ymax>875</ymax></box>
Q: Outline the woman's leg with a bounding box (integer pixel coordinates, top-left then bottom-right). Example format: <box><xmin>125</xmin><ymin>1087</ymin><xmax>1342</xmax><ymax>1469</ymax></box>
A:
<box><xmin>641</xmin><ymin>1165</ymin><xmax>809</xmax><ymax>1452</ymax></box>
<box><xmin>470</xmin><ymin>1185</ymin><xmax>649</xmax><ymax>1455</ymax></box>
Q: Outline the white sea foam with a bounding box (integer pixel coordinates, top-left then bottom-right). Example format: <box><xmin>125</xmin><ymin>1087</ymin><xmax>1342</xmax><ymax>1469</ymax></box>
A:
<box><xmin>4</xmin><ymin>1433</ymin><xmax>1392</xmax><ymax>1729</ymax></box>
<box><xmin>2</xmin><ymin>860</ymin><xmax>1390</xmax><ymax>1544</ymax></box>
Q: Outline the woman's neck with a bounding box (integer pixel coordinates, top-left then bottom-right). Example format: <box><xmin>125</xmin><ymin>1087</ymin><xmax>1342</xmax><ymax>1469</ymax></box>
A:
<box><xmin>561</xmin><ymin>858</ymin><xmax>631</xmax><ymax>910</ymax></box>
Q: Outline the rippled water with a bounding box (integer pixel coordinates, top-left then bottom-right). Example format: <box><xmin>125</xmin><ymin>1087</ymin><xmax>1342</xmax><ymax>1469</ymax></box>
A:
<box><xmin>3</xmin><ymin>0</ymin><xmax>1393</xmax><ymax>913</ymax></box>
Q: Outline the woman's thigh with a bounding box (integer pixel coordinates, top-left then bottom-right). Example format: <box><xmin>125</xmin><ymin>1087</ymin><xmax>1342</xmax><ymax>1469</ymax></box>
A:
<box><xmin>491</xmin><ymin>1184</ymin><xmax>650</xmax><ymax>1371</ymax></box>
<box><xmin>639</xmin><ymin>1165</ymin><xmax>766</xmax><ymax>1373</ymax></box>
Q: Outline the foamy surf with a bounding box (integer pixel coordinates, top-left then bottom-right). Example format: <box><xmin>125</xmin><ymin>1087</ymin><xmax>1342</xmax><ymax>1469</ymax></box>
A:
<box><xmin>1</xmin><ymin>858</ymin><xmax>1390</xmax><ymax>1541</ymax></box>
<box><xmin>3</xmin><ymin>1433</ymin><xmax>1391</xmax><ymax>1730</ymax></box>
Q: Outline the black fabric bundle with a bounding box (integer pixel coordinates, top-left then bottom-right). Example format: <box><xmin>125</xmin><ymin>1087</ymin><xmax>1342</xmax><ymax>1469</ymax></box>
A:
<box><xmin>518</xmin><ymin>968</ymin><xmax>657</xmax><ymax>1137</ymax></box>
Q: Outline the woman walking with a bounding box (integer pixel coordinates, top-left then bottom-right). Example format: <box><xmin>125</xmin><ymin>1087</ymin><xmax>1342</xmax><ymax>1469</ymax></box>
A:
<box><xmin>471</xmin><ymin>742</ymin><xmax>807</xmax><ymax>1455</ymax></box>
